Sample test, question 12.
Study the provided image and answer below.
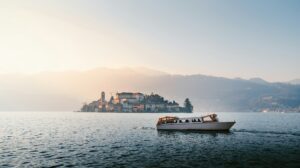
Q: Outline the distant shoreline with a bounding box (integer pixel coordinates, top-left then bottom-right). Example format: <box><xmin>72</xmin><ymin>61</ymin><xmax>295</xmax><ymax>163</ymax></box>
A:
<box><xmin>74</xmin><ymin>111</ymin><xmax>299</xmax><ymax>113</ymax></box>
<box><xmin>76</xmin><ymin>111</ymin><xmax>192</xmax><ymax>113</ymax></box>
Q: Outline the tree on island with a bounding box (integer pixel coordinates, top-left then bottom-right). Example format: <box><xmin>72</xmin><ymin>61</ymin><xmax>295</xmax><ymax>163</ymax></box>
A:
<box><xmin>109</xmin><ymin>96</ymin><xmax>114</xmax><ymax>103</ymax></box>
<box><xmin>184</xmin><ymin>98</ymin><xmax>193</xmax><ymax>112</ymax></box>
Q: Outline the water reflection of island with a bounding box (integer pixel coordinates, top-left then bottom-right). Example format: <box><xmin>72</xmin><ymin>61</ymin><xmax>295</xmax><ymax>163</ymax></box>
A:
<box><xmin>80</xmin><ymin>92</ymin><xmax>193</xmax><ymax>113</ymax></box>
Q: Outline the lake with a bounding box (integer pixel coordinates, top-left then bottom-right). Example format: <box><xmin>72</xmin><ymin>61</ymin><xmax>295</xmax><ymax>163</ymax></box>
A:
<box><xmin>0</xmin><ymin>112</ymin><xmax>299</xmax><ymax>168</ymax></box>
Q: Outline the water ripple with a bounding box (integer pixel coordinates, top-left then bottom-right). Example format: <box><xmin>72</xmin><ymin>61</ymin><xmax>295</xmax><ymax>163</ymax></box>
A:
<box><xmin>0</xmin><ymin>112</ymin><xmax>299</xmax><ymax>168</ymax></box>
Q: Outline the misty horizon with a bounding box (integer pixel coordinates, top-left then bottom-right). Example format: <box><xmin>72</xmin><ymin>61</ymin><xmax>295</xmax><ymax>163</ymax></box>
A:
<box><xmin>0</xmin><ymin>66</ymin><xmax>299</xmax><ymax>83</ymax></box>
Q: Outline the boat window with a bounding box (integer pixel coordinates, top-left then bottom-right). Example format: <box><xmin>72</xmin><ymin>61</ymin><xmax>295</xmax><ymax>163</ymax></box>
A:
<box><xmin>185</xmin><ymin>120</ymin><xmax>189</xmax><ymax>123</ymax></box>
<box><xmin>198</xmin><ymin>119</ymin><xmax>201</xmax><ymax>122</ymax></box>
<box><xmin>179</xmin><ymin>120</ymin><xmax>182</xmax><ymax>123</ymax></box>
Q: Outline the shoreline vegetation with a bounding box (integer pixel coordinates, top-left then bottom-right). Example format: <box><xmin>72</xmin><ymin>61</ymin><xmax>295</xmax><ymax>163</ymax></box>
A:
<box><xmin>80</xmin><ymin>92</ymin><xmax>193</xmax><ymax>113</ymax></box>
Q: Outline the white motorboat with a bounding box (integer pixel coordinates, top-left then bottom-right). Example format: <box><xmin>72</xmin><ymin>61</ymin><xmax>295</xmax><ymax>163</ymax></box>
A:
<box><xmin>156</xmin><ymin>113</ymin><xmax>235</xmax><ymax>131</ymax></box>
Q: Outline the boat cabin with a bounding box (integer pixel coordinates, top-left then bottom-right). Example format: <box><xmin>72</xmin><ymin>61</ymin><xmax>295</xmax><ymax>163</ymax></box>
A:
<box><xmin>157</xmin><ymin>113</ymin><xmax>219</xmax><ymax>125</ymax></box>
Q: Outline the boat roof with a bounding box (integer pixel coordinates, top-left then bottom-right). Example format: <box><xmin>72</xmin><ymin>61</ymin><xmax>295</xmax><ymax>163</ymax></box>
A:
<box><xmin>159</xmin><ymin>116</ymin><xmax>179</xmax><ymax>120</ymax></box>
<box><xmin>159</xmin><ymin>113</ymin><xmax>217</xmax><ymax>120</ymax></box>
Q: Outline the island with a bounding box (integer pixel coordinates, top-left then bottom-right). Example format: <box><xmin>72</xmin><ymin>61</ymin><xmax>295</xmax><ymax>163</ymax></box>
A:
<box><xmin>80</xmin><ymin>92</ymin><xmax>193</xmax><ymax>113</ymax></box>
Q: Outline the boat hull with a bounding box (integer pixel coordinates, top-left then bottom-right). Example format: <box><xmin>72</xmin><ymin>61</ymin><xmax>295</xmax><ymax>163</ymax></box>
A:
<box><xmin>156</xmin><ymin>122</ymin><xmax>235</xmax><ymax>131</ymax></box>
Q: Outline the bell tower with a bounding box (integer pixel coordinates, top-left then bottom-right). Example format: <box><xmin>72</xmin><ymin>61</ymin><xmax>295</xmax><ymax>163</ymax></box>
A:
<box><xmin>101</xmin><ymin>91</ymin><xmax>105</xmax><ymax>103</ymax></box>
<box><xmin>101</xmin><ymin>91</ymin><xmax>106</xmax><ymax>112</ymax></box>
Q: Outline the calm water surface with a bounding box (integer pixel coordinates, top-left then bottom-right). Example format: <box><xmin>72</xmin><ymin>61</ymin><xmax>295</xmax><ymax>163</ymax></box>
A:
<box><xmin>0</xmin><ymin>112</ymin><xmax>299</xmax><ymax>168</ymax></box>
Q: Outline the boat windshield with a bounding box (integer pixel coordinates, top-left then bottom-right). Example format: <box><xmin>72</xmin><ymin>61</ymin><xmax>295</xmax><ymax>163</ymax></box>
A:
<box><xmin>201</xmin><ymin>114</ymin><xmax>218</xmax><ymax>122</ymax></box>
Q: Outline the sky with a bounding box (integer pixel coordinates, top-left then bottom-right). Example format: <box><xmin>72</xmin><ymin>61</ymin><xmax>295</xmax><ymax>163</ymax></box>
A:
<box><xmin>0</xmin><ymin>0</ymin><xmax>299</xmax><ymax>82</ymax></box>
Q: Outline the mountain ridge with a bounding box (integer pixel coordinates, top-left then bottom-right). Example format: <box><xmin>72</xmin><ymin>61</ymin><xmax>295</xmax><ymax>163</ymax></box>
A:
<box><xmin>0</xmin><ymin>67</ymin><xmax>299</xmax><ymax>112</ymax></box>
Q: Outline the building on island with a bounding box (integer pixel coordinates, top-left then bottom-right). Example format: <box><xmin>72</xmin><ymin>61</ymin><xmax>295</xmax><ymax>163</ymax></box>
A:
<box><xmin>81</xmin><ymin>91</ymin><xmax>192</xmax><ymax>113</ymax></box>
<box><xmin>99</xmin><ymin>91</ymin><xmax>106</xmax><ymax>112</ymax></box>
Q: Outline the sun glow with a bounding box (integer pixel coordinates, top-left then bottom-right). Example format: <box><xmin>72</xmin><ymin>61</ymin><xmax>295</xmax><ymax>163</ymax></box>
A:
<box><xmin>0</xmin><ymin>5</ymin><xmax>156</xmax><ymax>74</ymax></box>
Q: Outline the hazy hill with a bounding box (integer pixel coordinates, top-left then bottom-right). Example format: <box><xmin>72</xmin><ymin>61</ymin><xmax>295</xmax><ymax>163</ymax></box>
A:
<box><xmin>289</xmin><ymin>79</ymin><xmax>300</xmax><ymax>85</ymax></box>
<box><xmin>0</xmin><ymin>67</ymin><xmax>300</xmax><ymax>112</ymax></box>
<box><xmin>248</xmin><ymin>78</ymin><xmax>270</xmax><ymax>85</ymax></box>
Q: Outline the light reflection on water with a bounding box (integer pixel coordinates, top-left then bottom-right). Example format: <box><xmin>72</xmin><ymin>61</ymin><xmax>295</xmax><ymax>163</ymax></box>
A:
<box><xmin>0</xmin><ymin>112</ymin><xmax>299</xmax><ymax>168</ymax></box>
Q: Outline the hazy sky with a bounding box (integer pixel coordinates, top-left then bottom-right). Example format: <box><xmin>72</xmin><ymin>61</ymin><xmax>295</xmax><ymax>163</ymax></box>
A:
<box><xmin>0</xmin><ymin>0</ymin><xmax>299</xmax><ymax>81</ymax></box>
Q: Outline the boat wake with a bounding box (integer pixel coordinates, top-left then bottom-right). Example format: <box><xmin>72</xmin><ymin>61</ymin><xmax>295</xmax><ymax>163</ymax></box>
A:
<box><xmin>232</xmin><ymin>129</ymin><xmax>300</xmax><ymax>137</ymax></box>
<box><xmin>133</xmin><ymin>127</ymin><xmax>300</xmax><ymax>137</ymax></box>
